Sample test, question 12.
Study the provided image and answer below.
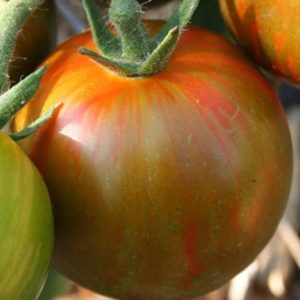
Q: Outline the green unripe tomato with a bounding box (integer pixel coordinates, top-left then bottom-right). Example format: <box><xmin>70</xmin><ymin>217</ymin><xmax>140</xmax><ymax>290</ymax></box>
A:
<box><xmin>0</xmin><ymin>132</ymin><xmax>53</xmax><ymax>299</ymax></box>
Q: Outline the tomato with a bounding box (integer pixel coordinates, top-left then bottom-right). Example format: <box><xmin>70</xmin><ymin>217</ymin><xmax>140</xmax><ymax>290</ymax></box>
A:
<box><xmin>13</xmin><ymin>23</ymin><xmax>292</xmax><ymax>300</ymax></box>
<box><xmin>8</xmin><ymin>0</ymin><xmax>56</xmax><ymax>83</ymax></box>
<box><xmin>0</xmin><ymin>131</ymin><xmax>53</xmax><ymax>299</ymax></box>
<box><xmin>219</xmin><ymin>0</ymin><xmax>300</xmax><ymax>84</ymax></box>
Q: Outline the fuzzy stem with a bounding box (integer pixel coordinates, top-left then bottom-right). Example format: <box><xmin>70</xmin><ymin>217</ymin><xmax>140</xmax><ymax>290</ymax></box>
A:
<box><xmin>0</xmin><ymin>0</ymin><xmax>45</xmax><ymax>90</ymax></box>
<box><xmin>82</xmin><ymin>0</ymin><xmax>121</xmax><ymax>57</ymax></box>
<box><xmin>109</xmin><ymin>0</ymin><xmax>151</xmax><ymax>60</ymax></box>
<box><xmin>153</xmin><ymin>0</ymin><xmax>200</xmax><ymax>46</ymax></box>
<box><xmin>80</xmin><ymin>0</ymin><xmax>200</xmax><ymax>77</ymax></box>
<box><xmin>0</xmin><ymin>67</ymin><xmax>45</xmax><ymax>128</ymax></box>
<box><xmin>140</xmin><ymin>26</ymin><xmax>180</xmax><ymax>76</ymax></box>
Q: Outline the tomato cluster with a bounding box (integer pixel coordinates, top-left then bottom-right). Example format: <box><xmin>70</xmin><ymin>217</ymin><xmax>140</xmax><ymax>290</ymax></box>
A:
<box><xmin>1</xmin><ymin>0</ymin><xmax>294</xmax><ymax>299</ymax></box>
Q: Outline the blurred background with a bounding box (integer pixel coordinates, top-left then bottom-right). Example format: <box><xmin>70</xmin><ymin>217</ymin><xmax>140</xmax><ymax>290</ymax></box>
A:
<box><xmin>35</xmin><ymin>0</ymin><xmax>300</xmax><ymax>299</ymax></box>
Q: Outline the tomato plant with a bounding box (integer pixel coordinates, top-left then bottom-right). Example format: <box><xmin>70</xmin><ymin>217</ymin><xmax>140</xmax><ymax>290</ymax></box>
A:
<box><xmin>0</xmin><ymin>1</ymin><xmax>56</xmax><ymax>299</ymax></box>
<box><xmin>12</xmin><ymin>0</ymin><xmax>292</xmax><ymax>299</ymax></box>
<box><xmin>0</xmin><ymin>132</ymin><xmax>53</xmax><ymax>299</ymax></box>
<box><xmin>8</xmin><ymin>0</ymin><xmax>56</xmax><ymax>83</ymax></box>
<box><xmin>219</xmin><ymin>0</ymin><xmax>300</xmax><ymax>85</ymax></box>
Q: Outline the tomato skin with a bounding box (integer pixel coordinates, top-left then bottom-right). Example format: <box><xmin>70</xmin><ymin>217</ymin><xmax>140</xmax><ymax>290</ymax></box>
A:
<box><xmin>0</xmin><ymin>132</ymin><xmax>53</xmax><ymax>299</ymax></box>
<box><xmin>13</xmin><ymin>25</ymin><xmax>292</xmax><ymax>299</ymax></box>
<box><xmin>219</xmin><ymin>0</ymin><xmax>300</xmax><ymax>84</ymax></box>
<box><xmin>9</xmin><ymin>0</ymin><xmax>56</xmax><ymax>83</ymax></box>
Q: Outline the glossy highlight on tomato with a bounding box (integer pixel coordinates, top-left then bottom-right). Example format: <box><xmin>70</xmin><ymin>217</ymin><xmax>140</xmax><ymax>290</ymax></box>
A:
<box><xmin>219</xmin><ymin>0</ymin><xmax>300</xmax><ymax>84</ymax></box>
<box><xmin>13</xmin><ymin>23</ymin><xmax>292</xmax><ymax>299</ymax></box>
<box><xmin>0</xmin><ymin>132</ymin><xmax>53</xmax><ymax>299</ymax></box>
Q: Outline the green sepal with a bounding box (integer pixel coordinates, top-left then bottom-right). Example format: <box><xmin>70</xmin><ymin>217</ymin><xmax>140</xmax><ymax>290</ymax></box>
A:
<box><xmin>153</xmin><ymin>0</ymin><xmax>200</xmax><ymax>46</ymax></box>
<box><xmin>80</xmin><ymin>0</ymin><xmax>200</xmax><ymax>77</ymax></box>
<box><xmin>0</xmin><ymin>67</ymin><xmax>45</xmax><ymax>128</ymax></box>
<box><xmin>82</xmin><ymin>0</ymin><xmax>121</xmax><ymax>57</ymax></box>
<box><xmin>10</xmin><ymin>102</ymin><xmax>63</xmax><ymax>141</ymax></box>
<box><xmin>140</xmin><ymin>26</ymin><xmax>180</xmax><ymax>76</ymax></box>
<box><xmin>79</xmin><ymin>47</ymin><xmax>140</xmax><ymax>76</ymax></box>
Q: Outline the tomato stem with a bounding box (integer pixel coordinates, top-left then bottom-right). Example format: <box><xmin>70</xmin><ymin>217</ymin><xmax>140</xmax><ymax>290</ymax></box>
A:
<box><xmin>109</xmin><ymin>0</ymin><xmax>151</xmax><ymax>61</ymax></box>
<box><xmin>81</xmin><ymin>0</ymin><xmax>200</xmax><ymax>77</ymax></box>
<box><xmin>0</xmin><ymin>0</ymin><xmax>45</xmax><ymax>90</ymax></box>
<box><xmin>0</xmin><ymin>0</ymin><xmax>59</xmax><ymax>137</ymax></box>
<box><xmin>82</xmin><ymin>0</ymin><xmax>121</xmax><ymax>57</ymax></box>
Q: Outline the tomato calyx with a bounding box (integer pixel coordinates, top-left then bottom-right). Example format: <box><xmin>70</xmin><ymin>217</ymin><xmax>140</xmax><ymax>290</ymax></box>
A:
<box><xmin>79</xmin><ymin>0</ymin><xmax>199</xmax><ymax>77</ymax></box>
<box><xmin>0</xmin><ymin>0</ymin><xmax>60</xmax><ymax>141</ymax></box>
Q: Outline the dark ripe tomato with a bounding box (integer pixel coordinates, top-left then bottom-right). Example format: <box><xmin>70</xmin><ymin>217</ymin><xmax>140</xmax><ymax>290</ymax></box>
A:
<box><xmin>0</xmin><ymin>132</ymin><xmax>53</xmax><ymax>299</ymax></box>
<box><xmin>13</xmin><ymin>23</ymin><xmax>292</xmax><ymax>300</ymax></box>
<box><xmin>219</xmin><ymin>0</ymin><xmax>300</xmax><ymax>84</ymax></box>
<box><xmin>8</xmin><ymin>0</ymin><xmax>56</xmax><ymax>83</ymax></box>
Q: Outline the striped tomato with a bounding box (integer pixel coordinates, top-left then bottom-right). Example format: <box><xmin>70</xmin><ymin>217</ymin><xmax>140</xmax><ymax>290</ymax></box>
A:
<box><xmin>219</xmin><ymin>0</ymin><xmax>300</xmax><ymax>84</ymax></box>
<box><xmin>13</xmin><ymin>24</ymin><xmax>292</xmax><ymax>299</ymax></box>
<box><xmin>0</xmin><ymin>132</ymin><xmax>53</xmax><ymax>299</ymax></box>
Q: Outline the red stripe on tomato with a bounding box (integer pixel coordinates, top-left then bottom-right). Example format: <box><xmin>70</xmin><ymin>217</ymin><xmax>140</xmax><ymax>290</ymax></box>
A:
<box><xmin>182</xmin><ymin>224</ymin><xmax>202</xmax><ymax>289</ymax></box>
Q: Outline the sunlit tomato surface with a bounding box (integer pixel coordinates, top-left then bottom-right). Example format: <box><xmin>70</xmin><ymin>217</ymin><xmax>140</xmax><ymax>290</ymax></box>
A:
<box><xmin>9</xmin><ymin>0</ymin><xmax>56</xmax><ymax>83</ymax></box>
<box><xmin>13</xmin><ymin>23</ymin><xmax>292</xmax><ymax>300</ymax></box>
<box><xmin>0</xmin><ymin>132</ymin><xmax>53</xmax><ymax>299</ymax></box>
<box><xmin>219</xmin><ymin>0</ymin><xmax>300</xmax><ymax>84</ymax></box>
